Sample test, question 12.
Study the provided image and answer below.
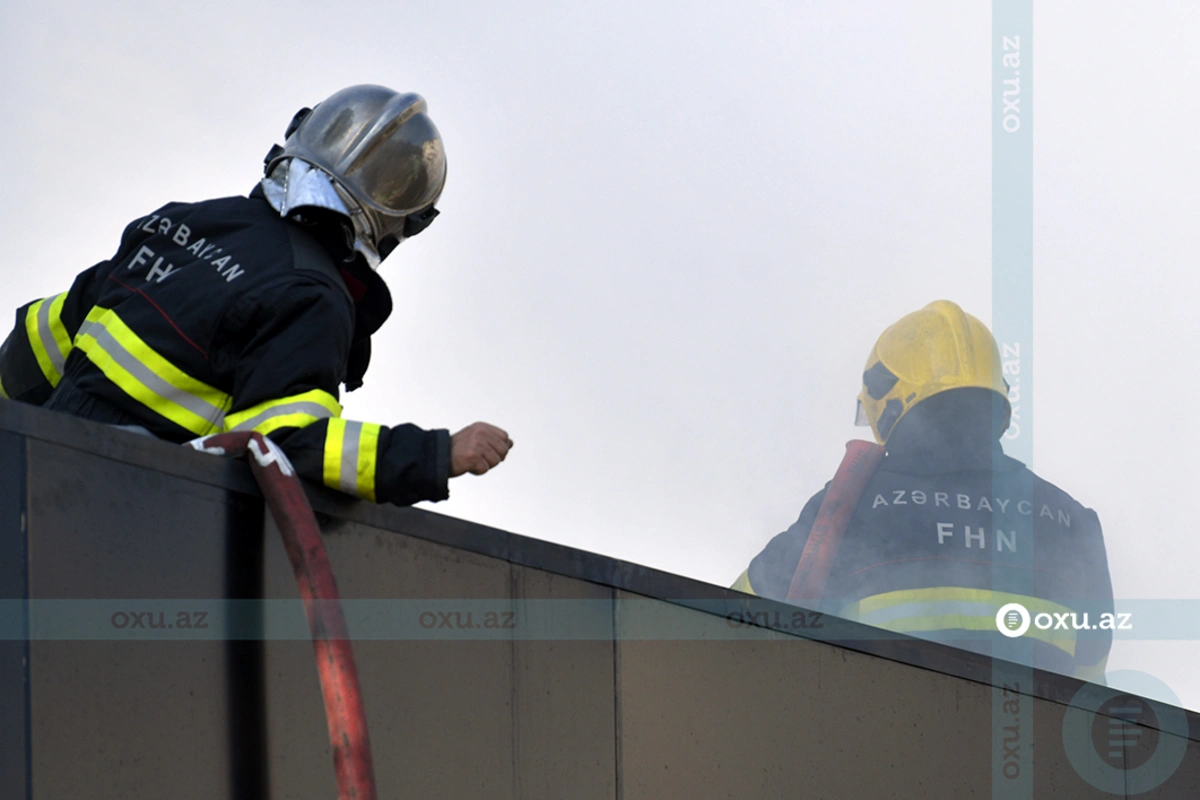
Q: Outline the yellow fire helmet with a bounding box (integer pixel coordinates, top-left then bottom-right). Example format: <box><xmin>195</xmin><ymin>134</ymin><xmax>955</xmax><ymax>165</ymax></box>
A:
<box><xmin>855</xmin><ymin>300</ymin><xmax>1011</xmax><ymax>444</ymax></box>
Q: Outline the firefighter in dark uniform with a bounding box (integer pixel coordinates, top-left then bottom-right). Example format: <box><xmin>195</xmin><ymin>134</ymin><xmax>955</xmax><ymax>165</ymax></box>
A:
<box><xmin>733</xmin><ymin>301</ymin><xmax>1113</xmax><ymax>682</ymax></box>
<box><xmin>0</xmin><ymin>84</ymin><xmax>512</xmax><ymax>505</ymax></box>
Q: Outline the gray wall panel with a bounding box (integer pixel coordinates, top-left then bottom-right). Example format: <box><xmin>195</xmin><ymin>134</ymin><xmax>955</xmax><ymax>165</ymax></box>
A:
<box><xmin>1129</xmin><ymin>727</ymin><xmax>1200</xmax><ymax>798</ymax></box>
<box><xmin>262</xmin><ymin>516</ymin><xmax>516</xmax><ymax>800</ymax></box>
<box><xmin>25</xmin><ymin>439</ymin><xmax>250</xmax><ymax>800</ymax></box>
<box><xmin>512</xmin><ymin>568</ymin><xmax>616</xmax><ymax>800</ymax></box>
<box><xmin>1030</xmin><ymin>694</ymin><xmax>1142</xmax><ymax>799</ymax></box>
<box><xmin>262</xmin><ymin>516</ymin><xmax>622</xmax><ymax>799</ymax></box>
<box><xmin>614</xmin><ymin>591</ymin><xmax>1034</xmax><ymax>798</ymax></box>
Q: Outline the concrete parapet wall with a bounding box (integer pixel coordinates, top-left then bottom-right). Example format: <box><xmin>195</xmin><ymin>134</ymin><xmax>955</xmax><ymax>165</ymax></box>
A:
<box><xmin>2</xmin><ymin>401</ymin><xmax>1197</xmax><ymax>798</ymax></box>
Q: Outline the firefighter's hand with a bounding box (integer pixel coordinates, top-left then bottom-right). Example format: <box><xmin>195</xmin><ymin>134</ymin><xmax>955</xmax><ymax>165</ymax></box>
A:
<box><xmin>449</xmin><ymin>422</ymin><xmax>513</xmax><ymax>477</ymax></box>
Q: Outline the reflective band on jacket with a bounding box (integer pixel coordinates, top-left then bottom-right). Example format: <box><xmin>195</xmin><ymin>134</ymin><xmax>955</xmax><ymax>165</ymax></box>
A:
<box><xmin>224</xmin><ymin>388</ymin><xmax>342</xmax><ymax>436</ymax></box>
<box><xmin>730</xmin><ymin>570</ymin><xmax>757</xmax><ymax>596</ymax></box>
<box><xmin>840</xmin><ymin>587</ymin><xmax>1078</xmax><ymax>657</ymax></box>
<box><xmin>25</xmin><ymin>292</ymin><xmax>72</xmax><ymax>387</ymax></box>
<box><xmin>323</xmin><ymin>418</ymin><xmax>380</xmax><ymax>502</ymax></box>
<box><xmin>74</xmin><ymin>307</ymin><xmax>231</xmax><ymax>436</ymax></box>
<box><xmin>1074</xmin><ymin>657</ymin><xmax>1109</xmax><ymax>683</ymax></box>
<box><xmin>0</xmin><ymin>373</ymin><xmax>7</xmax><ymax>399</ymax></box>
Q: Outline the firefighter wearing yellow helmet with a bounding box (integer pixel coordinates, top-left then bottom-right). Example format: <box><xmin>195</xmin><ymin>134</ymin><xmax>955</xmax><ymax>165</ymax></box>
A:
<box><xmin>733</xmin><ymin>301</ymin><xmax>1114</xmax><ymax>683</ymax></box>
<box><xmin>855</xmin><ymin>300</ymin><xmax>1011</xmax><ymax>444</ymax></box>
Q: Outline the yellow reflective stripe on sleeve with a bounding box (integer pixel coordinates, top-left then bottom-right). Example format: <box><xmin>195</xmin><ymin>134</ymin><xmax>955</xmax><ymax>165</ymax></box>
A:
<box><xmin>324</xmin><ymin>418</ymin><xmax>347</xmax><ymax>490</ymax></box>
<box><xmin>47</xmin><ymin>292</ymin><xmax>72</xmax><ymax>363</ymax></box>
<box><xmin>842</xmin><ymin>587</ymin><xmax>1078</xmax><ymax>658</ymax></box>
<box><xmin>0</xmin><ymin>373</ymin><xmax>8</xmax><ymax>399</ymax></box>
<box><xmin>322</xmin><ymin>418</ymin><xmax>379</xmax><ymax>502</ymax></box>
<box><xmin>224</xmin><ymin>388</ymin><xmax>342</xmax><ymax>435</ymax></box>
<box><xmin>74</xmin><ymin>307</ymin><xmax>231</xmax><ymax>435</ymax></box>
<box><xmin>25</xmin><ymin>294</ymin><xmax>70</xmax><ymax>386</ymax></box>
<box><xmin>730</xmin><ymin>570</ymin><xmax>758</xmax><ymax>595</ymax></box>
<box><xmin>24</xmin><ymin>300</ymin><xmax>53</xmax><ymax>383</ymax></box>
<box><xmin>356</xmin><ymin>423</ymin><xmax>380</xmax><ymax>503</ymax></box>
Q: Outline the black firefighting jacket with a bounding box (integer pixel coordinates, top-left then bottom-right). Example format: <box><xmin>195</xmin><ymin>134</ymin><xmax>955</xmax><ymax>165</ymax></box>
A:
<box><xmin>0</xmin><ymin>188</ymin><xmax>449</xmax><ymax>506</ymax></box>
<box><xmin>733</xmin><ymin>401</ymin><xmax>1114</xmax><ymax>682</ymax></box>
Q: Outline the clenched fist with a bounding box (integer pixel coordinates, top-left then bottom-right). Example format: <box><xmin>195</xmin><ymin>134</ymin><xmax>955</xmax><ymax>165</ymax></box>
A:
<box><xmin>449</xmin><ymin>422</ymin><xmax>513</xmax><ymax>477</ymax></box>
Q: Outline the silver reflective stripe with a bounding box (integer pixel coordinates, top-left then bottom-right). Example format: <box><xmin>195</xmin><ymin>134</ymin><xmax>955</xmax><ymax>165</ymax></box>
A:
<box><xmin>228</xmin><ymin>401</ymin><xmax>338</xmax><ymax>432</ymax></box>
<box><xmin>37</xmin><ymin>299</ymin><xmax>66</xmax><ymax>376</ymax></box>
<box><xmin>76</xmin><ymin>319</ymin><xmax>227</xmax><ymax>429</ymax></box>
<box><xmin>339</xmin><ymin>420</ymin><xmax>362</xmax><ymax>494</ymax></box>
<box><xmin>854</xmin><ymin>600</ymin><xmax>1001</xmax><ymax>626</ymax></box>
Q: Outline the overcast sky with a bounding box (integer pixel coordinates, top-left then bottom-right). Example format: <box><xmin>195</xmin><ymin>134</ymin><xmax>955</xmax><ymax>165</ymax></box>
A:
<box><xmin>3</xmin><ymin>1</ymin><xmax>1198</xmax><ymax>710</ymax></box>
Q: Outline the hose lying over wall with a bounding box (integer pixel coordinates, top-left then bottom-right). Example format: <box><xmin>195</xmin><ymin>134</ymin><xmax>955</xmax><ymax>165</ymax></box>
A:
<box><xmin>189</xmin><ymin>430</ymin><xmax>377</xmax><ymax>800</ymax></box>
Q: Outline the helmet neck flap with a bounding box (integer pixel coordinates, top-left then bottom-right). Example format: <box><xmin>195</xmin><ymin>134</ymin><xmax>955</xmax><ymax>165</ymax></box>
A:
<box><xmin>261</xmin><ymin>157</ymin><xmax>385</xmax><ymax>269</ymax></box>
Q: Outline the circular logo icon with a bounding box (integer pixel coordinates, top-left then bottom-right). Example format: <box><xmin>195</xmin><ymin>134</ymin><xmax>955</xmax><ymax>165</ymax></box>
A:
<box><xmin>996</xmin><ymin>602</ymin><xmax>1030</xmax><ymax>638</ymax></box>
<box><xmin>1062</xmin><ymin>670</ymin><xmax>1187</xmax><ymax>794</ymax></box>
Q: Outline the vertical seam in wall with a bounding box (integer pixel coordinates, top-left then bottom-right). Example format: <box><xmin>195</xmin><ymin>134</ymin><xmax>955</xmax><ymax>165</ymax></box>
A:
<box><xmin>225</xmin><ymin>492</ymin><xmax>268</xmax><ymax>800</ymax></box>
<box><xmin>612</xmin><ymin>588</ymin><xmax>622</xmax><ymax>800</ymax></box>
<box><xmin>510</xmin><ymin>561</ymin><xmax>520</xmax><ymax>800</ymax></box>
<box><xmin>21</xmin><ymin>436</ymin><xmax>32</xmax><ymax>800</ymax></box>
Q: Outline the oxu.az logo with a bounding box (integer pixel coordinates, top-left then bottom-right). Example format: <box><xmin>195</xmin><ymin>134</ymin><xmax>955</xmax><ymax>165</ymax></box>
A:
<box><xmin>1062</xmin><ymin>671</ymin><xmax>1187</xmax><ymax>794</ymax></box>
<box><xmin>994</xmin><ymin>602</ymin><xmax>1132</xmax><ymax>636</ymax></box>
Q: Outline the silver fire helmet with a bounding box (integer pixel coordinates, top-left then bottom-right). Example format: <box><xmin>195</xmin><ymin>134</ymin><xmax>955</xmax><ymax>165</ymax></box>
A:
<box><xmin>263</xmin><ymin>84</ymin><xmax>447</xmax><ymax>266</ymax></box>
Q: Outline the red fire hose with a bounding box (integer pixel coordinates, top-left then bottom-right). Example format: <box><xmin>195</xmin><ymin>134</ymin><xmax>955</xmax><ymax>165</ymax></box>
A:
<box><xmin>189</xmin><ymin>430</ymin><xmax>376</xmax><ymax>800</ymax></box>
<box><xmin>786</xmin><ymin>440</ymin><xmax>885</xmax><ymax>605</ymax></box>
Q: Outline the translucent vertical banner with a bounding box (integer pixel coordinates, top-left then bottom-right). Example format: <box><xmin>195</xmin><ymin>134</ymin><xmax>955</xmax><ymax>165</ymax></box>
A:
<box><xmin>991</xmin><ymin>0</ymin><xmax>1033</xmax><ymax>798</ymax></box>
